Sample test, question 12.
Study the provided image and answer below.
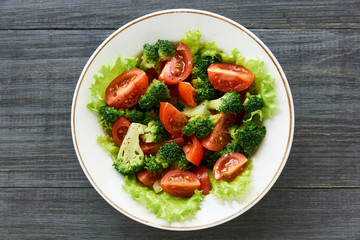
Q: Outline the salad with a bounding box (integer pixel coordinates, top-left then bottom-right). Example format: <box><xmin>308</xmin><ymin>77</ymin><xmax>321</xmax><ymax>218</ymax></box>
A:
<box><xmin>87</xmin><ymin>30</ymin><xmax>276</xmax><ymax>222</ymax></box>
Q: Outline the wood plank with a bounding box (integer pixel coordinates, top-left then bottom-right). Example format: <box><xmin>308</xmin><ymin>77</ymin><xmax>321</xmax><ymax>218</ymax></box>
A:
<box><xmin>0</xmin><ymin>29</ymin><xmax>359</xmax><ymax>188</ymax></box>
<box><xmin>0</xmin><ymin>0</ymin><xmax>359</xmax><ymax>30</ymax></box>
<box><xmin>1</xmin><ymin>188</ymin><xmax>359</xmax><ymax>239</ymax></box>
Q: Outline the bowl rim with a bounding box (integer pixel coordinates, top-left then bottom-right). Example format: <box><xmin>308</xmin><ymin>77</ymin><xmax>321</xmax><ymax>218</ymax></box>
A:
<box><xmin>71</xmin><ymin>8</ymin><xmax>295</xmax><ymax>231</ymax></box>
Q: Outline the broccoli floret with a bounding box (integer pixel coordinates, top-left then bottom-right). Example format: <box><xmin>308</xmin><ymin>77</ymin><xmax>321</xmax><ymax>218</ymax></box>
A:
<box><xmin>191</xmin><ymin>54</ymin><xmax>221</xmax><ymax>101</ymax></box>
<box><xmin>203</xmin><ymin>151</ymin><xmax>220</xmax><ymax>169</ymax></box>
<box><xmin>98</xmin><ymin>105</ymin><xmax>125</xmax><ymax>132</ymax></box>
<box><xmin>173</xmin><ymin>155</ymin><xmax>194</xmax><ymax>171</ymax></box>
<box><xmin>208</xmin><ymin>91</ymin><xmax>243</xmax><ymax>114</ymax></box>
<box><xmin>229</xmin><ymin>121</ymin><xmax>266</xmax><ymax>153</ymax></box>
<box><xmin>182</xmin><ymin>118</ymin><xmax>214</xmax><ymax>139</ymax></box>
<box><xmin>142</xmin><ymin>110</ymin><xmax>159</xmax><ymax>125</ymax></box>
<box><xmin>182</xmin><ymin>100</ymin><xmax>211</xmax><ymax>118</ymax></box>
<box><xmin>139</xmin><ymin>44</ymin><xmax>159</xmax><ymax>70</ymax></box>
<box><xmin>154</xmin><ymin>40</ymin><xmax>176</xmax><ymax>61</ymax></box>
<box><xmin>141</xmin><ymin>120</ymin><xmax>169</xmax><ymax>143</ymax></box>
<box><xmin>243</xmin><ymin>94</ymin><xmax>265</xmax><ymax>112</ymax></box>
<box><xmin>145</xmin><ymin>142</ymin><xmax>186</xmax><ymax>173</ymax></box>
<box><xmin>113</xmin><ymin>123</ymin><xmax>146</xmax><ymax>175</ymax></box>
<box><xmin>138</xmin><ymin>80</ymin><xmax>171</xmax><ymax>110</ymax></box>
<box><xmin>126</xmin><ymin>108</ymin><xmax>144</xmax><ymax>123</ymax></box>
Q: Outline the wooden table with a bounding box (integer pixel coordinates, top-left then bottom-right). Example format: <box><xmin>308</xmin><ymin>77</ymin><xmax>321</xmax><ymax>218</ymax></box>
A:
<box><xmin>1</xmin><ymin>1</ymin><xmax>359</xmax><ymax>239</ymax></box>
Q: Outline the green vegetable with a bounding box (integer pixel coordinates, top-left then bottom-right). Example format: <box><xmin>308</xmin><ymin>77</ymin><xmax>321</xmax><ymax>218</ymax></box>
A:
<box><xmin>138</xmin><ymin>79</ymin><xmax>171</xmax><ymax>110</ymax></box>
<box><xmin>123</xmin><ymin>176</ymin><xmax>204</xmax><ymax>223</ymax></box>
<box><xmin>113</xmin><ymin>123</ymin><xmax>146</xmax><ymax>175</ymax></box>
<box><xmin>243</xmin><ymin>94</ymin><xmax>265</xmax><ymax>112</ymax></box>
<box><xmin>229</xmin><ymin>120</ymin><xmax>266</xmax><ymax>153</ymax></box>
<box><xmin>208</xmin><ymin>90</ymin><xmax>243</xmax><ymax>114</ymax></box>
<box><xmin>139</xmin><ymin>40</ymin><xmax>175</xmax><ymax>70</ymax></box>
<box><xmin>126</xmin><ymin>108</ymin><xmax>144</xmax><ymax>124</ymax></box>
<box><xmin>87</xmin><ymin>56</ymin><xmax>138</xmax><ymax>113</ymax></box>
<box><xmin>96</xmin><ymin>134</ymin><xmax>119</xmax><ymax>158</ymax></box>
<box><xmin>141</xmin><ymin>120</ymin><xmax>168</xmax><ymax>143</ymax></box>
<box><xmin>97</xmin><ymin>105</ymin><xmax>125</xmax><ymax>132</ymax></box>
<box><xmin>182</xmin><ymin>100</ymin><xmax>211</xmax><ymax>119</ymax></box>
<box><xmin>144</xmin><ymin>142</ymin><xmax>189</xmax><ymax>173</ymax></box>
<box><xmin>182</xmin><ymin>118</ymin><xmax>214</xmax><ymax>139</ymax></box>
<box><xmin>209</xmin><ymin>159</ymin><xmax>253</xmax><ymax>200</ymax></box>
<box><xmin>179</xmin><ymin>29</ymin><xmax>202</xmax><ymax>55</ymax></box>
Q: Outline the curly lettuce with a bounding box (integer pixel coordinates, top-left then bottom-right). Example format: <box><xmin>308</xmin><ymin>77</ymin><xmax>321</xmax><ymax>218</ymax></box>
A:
<box><xmin>96</xmin><ymin>134</ymin><xmax>119</xmax><ymax>158</ymax></box>
<box><xmin>123</xmin><ymin>176</ymin><xmax>205</xmax><ymax>223</ymax></box>
<box><xmin>209</xmin><ymin>160</ymin><xmax>253</xmax><ymax>200</ymax></box>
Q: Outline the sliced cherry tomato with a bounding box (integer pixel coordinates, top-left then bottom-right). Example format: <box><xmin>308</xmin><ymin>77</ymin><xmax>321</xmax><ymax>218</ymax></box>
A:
<box><xmin>112</xmin><ymin>117</ymin><xmax>131</xmax><ymax>146</ymax></box>
<box><xmin>208</xmin><ymin>63</ymin><xmax>254</xmax><ymax>92</ymax></box>
<box><xmin>200</xmin><ymin>114</ymin><xmax>235</xmax><ymax>151</ymax></box>
<box><xmin>167</xmin><ymin>135</ymin><xmax>185</xmax><ymax>147</ymax></box>
<box><xmin>159</xmin><ymin>102</ymin><xmax>188</xmax><ymax>136</ymax></box>
<box><xmin>160</xmin><ymin>170</ymin><xmax>201</xmax><ymax>197</ymax></box>
<box><xmin>178</xmin><ymin>82</ymin><xmax>197</xmax><ymax>107</ymax></box>
<box><xmin>105</xmin><ymin>69</ymin><xmax>148</xmax><ymax>109</ymax></box>
<box><xmin>146</xmin><ymin>68</ymin><xmax>159</xmax><ymax>82</ymax></box>
<box><xmin>136</xmin><ymin>168</ymin><xmax>163</xmax><ymax>187</ymax></box>
<box><xmin>192</xmin><ymin>166</ymin><xmax>211</xmax><ymax>195</ymax></box>
<box><xmin>183</xmin><ymin>135</ymin><xmax>204</xmax><ymax>166</ymax></box>
<box><xmin>140</xmin><ymin>141</ymin><xmax>165</xmax><ymax>156</ymax></box>
<box><xmin>158</xmin><ymin>43</ymin><xmax>193</xmax><ymax>85</ymax></box>
<box><xmin>213</xmin><ymin>153</ymin><xmax>248</xmax><ymax>181</ymax></box>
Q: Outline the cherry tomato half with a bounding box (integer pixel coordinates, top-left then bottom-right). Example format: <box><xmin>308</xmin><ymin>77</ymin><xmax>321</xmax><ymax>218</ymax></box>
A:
<box><xmin>158</xmin><ymin>43</ymin><xmax>193</xmax><ymax>85</ymax></box>
<box><xmin>112</xmin><ymin>117</ymin><xmax>131</xmax><ymax>146</ymax></box>
<box><xmin>200</xmin><ymin>114</ymin><xmax>235</xmax><ymax>151</ymax></box>
<box><xmin>105</xmin><ymin>69</ymin><xmax>148</xmax><ymax>109</ymax></box>
<box><xmin>136</xmin><ymin>168</ymin><xmax>162</xmax><ymax>187</ymax></box>
<box><xmin>140</xmin><ymin>141</ymin><xmax>165</xmax><ymax>156</ymax></box>
<box><xmin>160</xmin><ymin>170</ymin><xmax>201</xmax><ymax>197</ymax></box>
<box><xmin>183</xmin><ymin>135</ymin><xmax>204</xmax><ymax>166</ymax></box>
<box><xmin>178</xmin><ymin>82</ymin><xmax>197</xmax><ymax>107</ymax></box>
<box><xmin>192</xmin><ymin>165</ymin><xmax>211</xmax><ymax>195</ymax></box>
<box><xmin>167</xmin><ymin>135</ymin><xmax>185</xmax><ymax>147</ymax></box>
<box><xmin>159</xmin><ymin>102</ymin><xmax>188</xmax><ymax>136</ymax></box>
<box><xmin>208</xmin><ymin>63</ymin><xmax>254</xmax><ymax>92</ymax></box>
<box><xmin>213</xmin><ymin>153</ymin><xmax>248</xmax><ymax>181</ymax></box>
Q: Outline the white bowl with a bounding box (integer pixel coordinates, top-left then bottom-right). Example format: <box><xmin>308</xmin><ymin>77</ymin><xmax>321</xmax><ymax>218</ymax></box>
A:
<box><xmin>71</xmin><ymin>9</ymin><xmax>294</xmax><ymax>230</ymax></box>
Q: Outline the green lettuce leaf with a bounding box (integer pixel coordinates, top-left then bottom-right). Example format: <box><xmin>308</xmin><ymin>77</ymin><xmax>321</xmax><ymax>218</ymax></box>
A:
<box><xmin>123</xmin><ymin>175</ymin><xmax>205</xmax><ymax>223</ymax></box>
<box><xmin>87</xmin><ymin>56</ymin><xmax>138</xmax><ymax>113</ymax></box>
<box><xmin>209</xmin><ymin>160</ymin><xmax>253</xmax><ymax>200</ymax></box>
<box><xmin>96</xmin><ymin>134</ymin><xmax>119</xmax><ymax>158</ymax></box>
<box><xmin>179</xmin><ymin>29</ymin><xmax>202</xmax><ymax>55</ymax></box>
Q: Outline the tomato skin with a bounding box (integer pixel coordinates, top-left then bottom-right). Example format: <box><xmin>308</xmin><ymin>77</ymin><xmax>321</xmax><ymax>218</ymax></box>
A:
<box><xmin>140</xmin><ymin>141</ymin><xmax>165</xmax><ymax>156</ymax></box>
<box><xmin>105</xmin><ymin>69</ymin><xmax>148</xmax><ymax>109</ymax></box>
<box><xmin>167</xmin><ymin>135</ymin><xmax>185</xmax><ymax>147</ymax></box>
<box><xmin>208</xmin><ymin>63</ymin><xmax>254</xmax><ymax>92</ymax></box>
<box><xmin>213</xmin><ymin>153</ymin><xmax>248</xmax><ymax>181</ymax></box>
<box><xmin>161</xmin><ymin>170</ymin><xmax>201</xmax><ymax>197</ymax></box>
<box><xmin>192</xmin><ymin>166</ymin><xmax>211</xmax><ymax>195</ymax></box>
<box><xmin>146</xmin><ymin>68</ymin><xmax>159</xmax><ymax>82</ymax></box>
<box><xmin>178</xmin><ymin>82</ymin><xmax>197</xmax><ymax>107</ymax></box>
<box><xmin>112</xmin><ymin>117</ymin><xmax>131</xmax><ymax>146</ymax></box>
<box><xmin>183</xmin><ymin>135</ymin><xmax>204</xmax><ymax>166</ymax></box>
<box><xmin>159</xmin><ymin>102</ymin><xmax>188</xmax><ymax>136</ymax></box>
<box><xmin>158</xmin><ymin>43</ymin><xmax>193</xmax><ymax>85</ymax></box>
<box><xmin>136</xmin><ymin>168</ymin><xmax>162</xmax><ymax>187</ymax></box>
<box><xmin>200</xmin><ymin>114</ymin><xmax>235</xmax><ymax>151</ymax></box>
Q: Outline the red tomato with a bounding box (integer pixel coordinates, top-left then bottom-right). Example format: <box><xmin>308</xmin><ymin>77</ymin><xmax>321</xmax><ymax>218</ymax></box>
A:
<box><xmin>161</xmin><ymin>170</ymin><xmax>201</xmax><ymax>197</ymax></box>
<box><xmin>112</xmin><ymin>117</ymin><xmax>131</xmax><ymax>146</ymax></box>
<box><xmin>200</xmin><ymin>114</ymin><xmax>235</xmax><ymax>151</ymax></box>
<box><xmin>182</xmin><ymin>135</ymin><xmax>204</xmax><ymax>166</ymax></box>
<box><xmin>140</xmin><ymin>141</ymin><xmax>165</xmax><ymax>156</ymax></box>
<box><xmin>178</xmin><ymin>82</ymin><xmax>197</xmax><ymax>107</ymax></box>
<box><xmin>158</xmin><ymin>43</ymin><xmax>193</xmax><ymax>85</ymax></box>
<box><xmin>213</xmin><ymin>153</ymin><xmax>248</xmax><ymax>181</ymax></box>
<box><xmin>208</xmin><ymin>63</ymin><xmax>254</xmax><ymax>92</ymax></box>
<box><xmin>159</xmin><ymin>102</ymin><xmax>188</xmax><ymax>136</ymax></box>
<box><xmin>105</xmin><ymin>69</ymin><xmax>148</xmax><ymax>109</ymax></box>
<box><xmin>167</xmin><ymin>135</ymin><xmax>185</xmax><ymax>147</ymax></box>
<box><xmin>146</xmin><ymin>68</ymin><xmax>159</xmax><ymax>82</ymax></box>
<box><xmin>192</xmin><ymin>166</ymin><xmax>211</xmax><ymax>195</ymax></box>
<box><xmin>136</xmin><ymin>168</ymin><xmax>162</xmax><ymax>187</ymax></box>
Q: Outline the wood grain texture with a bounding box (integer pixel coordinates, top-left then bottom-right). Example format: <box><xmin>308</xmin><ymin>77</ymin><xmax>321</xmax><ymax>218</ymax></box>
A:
<box><xmin>0</xmin><ymin>29</ymin><xmax>359</xmax><ymax>188</ymax></box>
<box><xmin>1</xmin><ymin>1</ymin><xmax>360</xmax><ymax>238</ymax></box>
<box><xmin>1</xmin><ymin>188</ymin><xmax>359</xmax><ymax>239</ymax></box>
<box><xmin>0</xmin><ymin>0</ymin><xmax>359</xmax><ymax>30</ymax></box>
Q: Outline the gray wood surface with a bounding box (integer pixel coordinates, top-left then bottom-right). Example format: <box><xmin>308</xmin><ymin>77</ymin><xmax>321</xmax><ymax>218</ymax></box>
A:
<box><xmin>0</xmin><ymin>0</ymin><xmax>359</xmax><ymax>239</ymax></box>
